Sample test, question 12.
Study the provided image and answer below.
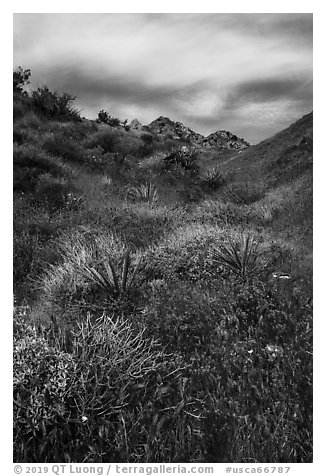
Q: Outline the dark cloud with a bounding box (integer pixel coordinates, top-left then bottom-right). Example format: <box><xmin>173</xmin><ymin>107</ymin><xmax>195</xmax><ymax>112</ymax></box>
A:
<box><xmin>226</xmin><ymin>76</ymin><xmax>313</xmax><ymax>106</ymax></box>
<box><xmin>31</xmin><ymin>63</ymin><xmax>209</xmax><ymax>120</ymax></box>
<box><xmin>215</xmin><ymin>13</ymin><xmax>313</xmax><ymax>42</ymax></box>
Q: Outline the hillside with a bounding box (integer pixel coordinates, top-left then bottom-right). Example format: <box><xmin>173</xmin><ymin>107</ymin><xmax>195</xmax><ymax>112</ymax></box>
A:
<box><xmin>13</xmin><ymin>72</ymin><xmax>313</xmax><ymax>464</ymax></box>
<box><xmin>217</xmin><ymin>112</ymin><xmax>313</xmax><ymax>249</ymax></box>
<box><xmin>219</xmin><ymin>112</ymin><xmax>312</xmax><ymax>183</ymax></box>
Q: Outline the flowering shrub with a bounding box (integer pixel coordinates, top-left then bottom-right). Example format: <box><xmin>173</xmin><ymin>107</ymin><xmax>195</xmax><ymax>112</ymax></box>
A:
<box><xmin>14</xmin><ymin>308</ymin><xmax>76</xmax><ymax>461</ymax></box>
<box><xmin>14</xmin><ymin>308</ymin><xmax>198</xmax><ymax>463</ymax></box>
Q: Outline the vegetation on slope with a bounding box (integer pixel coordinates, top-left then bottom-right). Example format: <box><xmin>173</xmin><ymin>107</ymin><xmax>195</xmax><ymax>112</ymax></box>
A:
<box><xmin>13</xmin><ymin>67</ymin><xmax>313</xmax><ymax>463</ymax></box>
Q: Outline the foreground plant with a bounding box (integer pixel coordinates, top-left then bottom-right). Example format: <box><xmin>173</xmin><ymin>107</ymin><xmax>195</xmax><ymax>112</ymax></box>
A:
<box><xmin>77</xmin><ymin>249</ymin><xmax>150</xmax><ymax>300</ymax></box>
<box><xmin>14</xmin><ymin>307</ymin><xmax>201</xmax><ymax>463</ymax></box>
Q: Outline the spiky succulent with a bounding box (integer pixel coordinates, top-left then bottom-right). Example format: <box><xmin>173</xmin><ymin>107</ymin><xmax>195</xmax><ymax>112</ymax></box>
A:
<box><xmin>77</xmin><ymin>250</ymin><xmax>150</xmax><ymax>300</ymax></box>
<box><xmin>128</xmin><ymin>183</ymin><xmax>158</xmax><ymax>202</ymax></box>
<box><xmin>201</xmin><ymin>166</ymin><xmax>224</xmax><ymax>188</ymax></box>
<box><xmin>213</xmin><ymin>234</ymin><xmax>266</xmax><ymax>280</ymax></box>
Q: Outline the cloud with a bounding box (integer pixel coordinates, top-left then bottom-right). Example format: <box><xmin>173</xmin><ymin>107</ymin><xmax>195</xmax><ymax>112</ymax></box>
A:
<box><xmin>230</xmin><ymin>77</ymin><xmax>313</xmax><ymax>105</ymax></box>
<box><xmin>13</xmin><ymin>13</ymin><xmax>312</xmax><ymax>143</ymax></box>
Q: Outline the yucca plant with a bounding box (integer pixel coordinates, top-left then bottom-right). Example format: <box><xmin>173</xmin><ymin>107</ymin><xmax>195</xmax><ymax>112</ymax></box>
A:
<box><xmin>128</xmin><ymin>183</ymin><xmax>158</xmax><ymax>203</ymax></box>
<box><xmin>77</xmin><ymin>250</ymin><xmax>150</xmax><ymax>300</ymax></box>
<box><xmin>201</xmin><ymin>166</ymin><xmax>224</xmax><ymax>188</ymax></box>
<box><xmin>213</xmin><ymin>234</ymin><xmax>266</xmax><ymax>280</ymax></box>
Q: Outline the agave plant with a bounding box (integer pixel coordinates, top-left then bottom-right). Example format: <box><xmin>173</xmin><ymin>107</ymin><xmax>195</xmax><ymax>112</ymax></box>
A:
<box><xmin>163</xmin><ymin>147</ymin><xmax>199</xmax><ymax>174</ymax></box>
<box><xmin>201</xmin><ymin>166</ymin><xmax>224</xmax><ymax>188</ymax></box>
<box><xmin>78</xmin><ymin>250</ymin><xmax>150</xmax><ymax>300</ymax></box>
<box><xmin>128</xmin><ymin>182</ymin><xmax>158</xmax><ymax>202</ymax></box>
<box><xmin>213</xmin><ymin>234</ymin><xmax>266</xmax><ymax>280</ymax></box>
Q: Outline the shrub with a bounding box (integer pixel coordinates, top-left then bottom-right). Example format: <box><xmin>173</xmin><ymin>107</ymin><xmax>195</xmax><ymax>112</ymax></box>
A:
<box><xmin>13</xmin><ymin>66</ymin><xmax>31</xmax><ymax>94</ymax></box>
<box><xmin>32</xmin><ymin>86</ymin><xmax>80</xmax><ymax>121</ymax></box>
<box><xmin>13</xmin><ymin>144</ymin><xmax>65</xmax><ymax>192</ymax></box>
<box><xmin>97</xmin><ymin>109</ymin><xmax>110</xmax><ymax>124</ymax></box>
<box><xmin>135</xmin><ymin>133</ymin><xmax>157</xmax><ymax>158</ymax></box>
<box><xmin>97</xmin><ymin>110</ymin><xmax>121</xmax><ymax>126</ymax></box>
<box><xmin>162</xmin><ymin>147</ymin><xmax>200</xmax><ymax>175</ymax></box>
<box><xmin>13</xmin><ymin>92</ymin><xmax>36</xmax><ymax>121</ymax></box>
<box><xmin>108</xmin><ymin>117</ymin><xmax>121</xmax><ymax>127</ymax></box>
<box><xmin>144</xmin><ymin>223</ymin><xmax>225</xmax><ymax>284</ymax></box>
<box><xmin>14</xmin><ymin>307</ymin><xmax>197</xmax><ymax>463</ymax></box>
<box><xmin>14</xmin><ymin>110</ymin><xmax>44</xmax><ymax>130</ymax></box>
<box><xmin>43</xmin><ymin>134</ymin><xmax>86</xmax><ymax>164</ymax></box>
<box><xmin>84</xmin><ymin>130</ymin><xmax>119</xmax><ymax>154</ymax></box>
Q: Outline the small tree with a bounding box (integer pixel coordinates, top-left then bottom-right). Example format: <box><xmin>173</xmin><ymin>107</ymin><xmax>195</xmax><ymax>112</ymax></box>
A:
<box><xmin>97</xmin><ymin>109</ymin><xmax>122</xmax><ymax>127</ymax></box>
<box><xmin>97</xmin><ymin>109</ymin><xmax>110</xmax><ymax>124</ymax></box>
<box><xmin>32</xmin><ymin>87</ymin><xmax>80</xmax><ymax>121</ymax></box>
<box><xmin>13</xmin><ymin>66</ymin><xmax>31</xmax><ymax>94</ymax></box>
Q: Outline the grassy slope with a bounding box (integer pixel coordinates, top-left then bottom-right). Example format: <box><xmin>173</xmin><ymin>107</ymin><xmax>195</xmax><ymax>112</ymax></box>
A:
<box><xmin>219</xmin><ymin>112</ymin><xmax>313</xmax><ymax>181</ymax></box>
<box><xmin>13</xmin><ymin>92</ymin><xmax>313</xmax><ymax>463</ymax></box>
<box><xmin>217</xmin><ymin>112</ymin><xmax>313</xmax><ymax>250</ymax></box>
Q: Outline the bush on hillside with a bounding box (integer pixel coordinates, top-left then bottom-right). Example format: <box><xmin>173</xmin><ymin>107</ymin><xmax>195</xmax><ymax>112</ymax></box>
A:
<box><xmin>32</xmin><ymin>86</ymin><xmax>80</xmax><ymax>121</ymax></box>
<box><xmin>134</xmin><ymin>133</ymin><xmax>158</xmax><ymax>158</ymax></box>
<box><xmin>97</xmin><ymin>109</ymin><xmax>110</xmax><ymax>124</ymax></box>
<box><xmin>43</xmin><ymin>134</ymin><xmax>86</xmax><ymax>164</ymax></box>
<box><xmin>97</xmin><ymin>109</ymin><xmax>121</xmax><ymax>126</ymax></box>
<box><xmin>162</xmin><ymin>147</ymin><xmax>200</xmax><ymax>176</ymax></box>
<box><xmin>13</xmin><ymin>92</ymin><xmax>34</xmax><ymax>121</ymax></box>
<box><xmin>144</xmin><ymin>224</ymin><xmax>226</xmax><ymax>283</ymax></box>
<box><xmin>13</xmin><ymin>144</ymin><xmax>66</xmax><ymax>192</ymax></box>
<box><xmin>13</xmin><ymin>66</ymin><xmax>31</xmax><ymax>94</ymax></box>
<box><xmin>84</xmin><ymin>130</ymin><xmax>120</xmax><ymax>154</ymax></box>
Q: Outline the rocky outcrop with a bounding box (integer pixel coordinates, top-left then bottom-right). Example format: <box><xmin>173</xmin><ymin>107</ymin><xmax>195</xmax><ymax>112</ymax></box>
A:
<box><xmin>203</xmin><ymin>130</ymin><xmax>250</xmax><ymax>150</ymax></box>
<box><xmin>129</xmin><ymin>119</ymin><xmax>144</xmax><ymax>130</ymax></box>
<box><xmin>146</xmin><ymin>116</ymin><xmax>250</xmax><ymax>150</ymax></box>
<box><xmin>147</xmin><ymin>116</ymin><xmax>204</xmax><ymax>144</ymax></box>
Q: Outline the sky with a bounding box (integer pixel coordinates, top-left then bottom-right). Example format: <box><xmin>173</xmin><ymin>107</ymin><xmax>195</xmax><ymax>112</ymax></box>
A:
<box><xmin>13</xmin><ymin>13</ymin><xmax>313</xmax><ymax>144</ymax></box>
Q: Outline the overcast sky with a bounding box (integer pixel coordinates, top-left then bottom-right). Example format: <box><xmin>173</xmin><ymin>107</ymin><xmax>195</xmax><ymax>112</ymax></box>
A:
<box><xmin>13</xmin><ymin>13</ymin><xmax>312</xmax><ymax>143</ymax></box>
